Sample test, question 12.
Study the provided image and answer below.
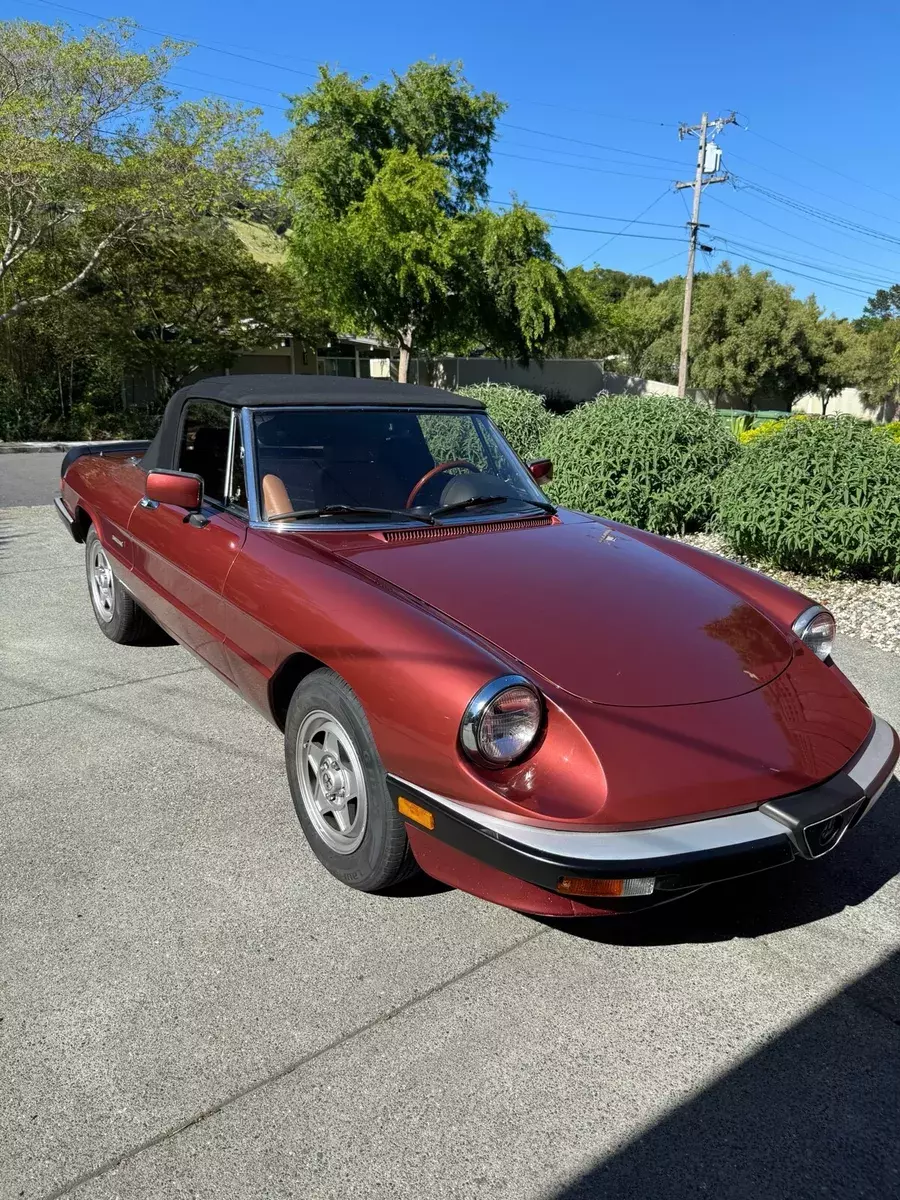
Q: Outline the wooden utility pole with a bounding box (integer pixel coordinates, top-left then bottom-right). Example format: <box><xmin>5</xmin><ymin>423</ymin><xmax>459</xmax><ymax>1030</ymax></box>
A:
<box><xmin>676</xmin><ymin>111</ymin><xmax>736</xmax><ymax>397</ymax></box>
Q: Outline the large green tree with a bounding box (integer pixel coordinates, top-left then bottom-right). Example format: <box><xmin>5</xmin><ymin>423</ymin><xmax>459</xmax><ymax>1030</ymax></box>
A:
<box><xmin>0</xmin><ymin>18</ymin><xmax>276</xmax><ymax>325</ymax></box>
<box><xmin>83</xmin><ymin>222</ymin><xmax>319</xmax><ymax>399</ymax></box>
<box><xmin>560</xmin><ymin>265</ymin><xmax>660</xmax><ymax>360</ymax></box>
<box><xmin>596</xmin><ymin>264</ymin><xmax>835</xmax><ymax>408</ymax></box>
<box><xmin>283</xmin><ymin>62</ymin><xmax>588</xmax><ymax>380</ymax></box>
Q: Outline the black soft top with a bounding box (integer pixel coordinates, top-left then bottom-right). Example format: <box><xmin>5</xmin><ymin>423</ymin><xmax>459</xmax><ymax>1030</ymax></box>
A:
<box><xmin>141</xmin><ymin>374</ymin><xmax>483</xmax><ymax>471</ymax></box>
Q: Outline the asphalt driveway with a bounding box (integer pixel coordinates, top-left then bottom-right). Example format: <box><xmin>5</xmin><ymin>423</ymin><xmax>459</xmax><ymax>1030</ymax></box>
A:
<box><xmin>1</xmin><ymin>489</ymin><xmax>899</xmax><ymax>1199</ymax></box>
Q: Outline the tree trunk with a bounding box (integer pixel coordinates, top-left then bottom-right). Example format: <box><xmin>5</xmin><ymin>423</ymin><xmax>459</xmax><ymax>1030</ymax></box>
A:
<box><xmin>396</xmin><ymin>326</ymin><xmax>414</xmax><ymax>383</ymax></box>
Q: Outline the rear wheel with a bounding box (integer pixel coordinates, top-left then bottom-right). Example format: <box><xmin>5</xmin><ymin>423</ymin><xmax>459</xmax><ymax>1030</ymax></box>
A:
<box><xmin>85</xmin><ymin>527</ymin><xmax>158</xmax><ymax>644</ymax></box>
<box><xmin>284</xmin><ymin>668</ymin><xmax>419</xmax><ymax>892</ymax></box>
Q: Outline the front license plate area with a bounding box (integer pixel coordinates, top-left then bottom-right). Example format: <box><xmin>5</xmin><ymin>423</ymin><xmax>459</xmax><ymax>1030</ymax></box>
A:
<box><xmin>801</xmin><ymin>800</ymin><xmax>865</xmax><ymax>859</ymax></box>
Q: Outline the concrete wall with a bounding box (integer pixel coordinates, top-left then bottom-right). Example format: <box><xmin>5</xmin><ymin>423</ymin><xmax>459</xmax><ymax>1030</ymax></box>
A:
<box><xmin>372</xmin><ymin>356</ymin><xmax>895</xmax><ymax>423</ymax></box>
<box><xmin>375</xmin><ymin>357</ymin><xmax>725</xmax><ymax>408</ymax></box>
<box><xmin>792</xmin><ymin>386</ymin><xmax>898</xmax><ymax>423</ymax></box>
<box><xmin>186</xmin><ymin>346</ymin><xmax>898</xmax><ymax>424</ymax></box>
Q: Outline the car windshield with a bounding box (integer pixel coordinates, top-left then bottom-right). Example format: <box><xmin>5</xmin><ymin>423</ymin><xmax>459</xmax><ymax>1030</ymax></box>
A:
<box><xmin>253</xmin><ymin>407</ymin><xmax>550</xmax><ymax>522</ymax></box>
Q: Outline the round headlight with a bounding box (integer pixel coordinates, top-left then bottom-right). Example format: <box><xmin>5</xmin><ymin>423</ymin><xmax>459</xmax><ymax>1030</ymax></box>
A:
<box><xmin>460</xmin><ymin>676</ymin><xmax>544</xmax><ymax>768</ymax></box>
<box><xmin>792</xmin><ymin>605</ymin><xmax>835</xmax><ymax>661</ymax></box>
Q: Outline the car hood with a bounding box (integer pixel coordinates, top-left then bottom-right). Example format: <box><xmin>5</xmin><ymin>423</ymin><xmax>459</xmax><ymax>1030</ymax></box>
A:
<box><xmin>335</xmin><ymin>517</ymin><xmax>794</xmax><ymax>707</ymax></box>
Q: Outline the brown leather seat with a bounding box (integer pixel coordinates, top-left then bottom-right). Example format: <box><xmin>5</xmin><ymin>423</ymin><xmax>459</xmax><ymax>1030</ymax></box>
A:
<box><xmin>262</xmin><ymin>473</ymin><xmax>292</xmax><ymax>519</ymax></box>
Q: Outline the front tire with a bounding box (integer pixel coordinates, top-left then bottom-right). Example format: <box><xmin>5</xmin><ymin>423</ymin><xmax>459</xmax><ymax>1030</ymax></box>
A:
<box><xmin>85</xmin><ymin>527</ymin><xmax>158</xmax><ymax>644</ymax></box>
<box><xmin>284</xmin><ymin>668</ymin><xmax>419</xmax><ymax>892</ymax></box>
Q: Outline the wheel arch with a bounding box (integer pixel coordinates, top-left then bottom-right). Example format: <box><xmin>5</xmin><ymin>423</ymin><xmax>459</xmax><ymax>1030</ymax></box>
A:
<box><xmin>74</xmin><ymin>505</ymin><xmax>94</xmax><ymax>542</ymax></box>
<box><xmin>269</xmin><ymin>652</ymin><xmax>332</xmax><ymax>731</ymax></box>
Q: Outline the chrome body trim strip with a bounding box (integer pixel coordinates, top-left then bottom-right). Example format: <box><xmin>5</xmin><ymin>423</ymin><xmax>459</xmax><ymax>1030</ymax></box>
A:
<box><xmin>241</xmin><ymin>406</ymin><xmax>262</xmax><ymax>525</ymax></box>
<box><xmin>53</xmin><ymin>495</ymin><xmax>73</xmax><ymax>525</ymax></box>
<box><xmin>391</xmin><ymin>777</ymin><xmax>789</xmax><ymax>862</ymax></box>
<box><xmin>850</xmin><ymin>716</ymin><xmax>899</xmax><ymax>821</ymax></box>
<box><xmin>241</xmin><ymin>403</ymin><xmax>547</xmax><ymax>534</ymax></box>
<box><xmin>847</xmin><ymin>716</ymin><xmax>896</xmax><ymax>795</ymax></box>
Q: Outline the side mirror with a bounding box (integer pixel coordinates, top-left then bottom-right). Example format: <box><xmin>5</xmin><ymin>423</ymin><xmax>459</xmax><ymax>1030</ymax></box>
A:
<box><xmin>145</xmin><ymin>469</ymin><xmax>203</xmax><ymax>510</ymax></box>
<box><xmin>527</xmin><ymin>458</ymin><xmax>553</xmax><ymax>485</ymax></box>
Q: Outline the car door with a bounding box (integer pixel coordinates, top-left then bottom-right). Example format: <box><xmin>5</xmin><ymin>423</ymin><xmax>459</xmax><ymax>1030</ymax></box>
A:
<box><xmin>128</xmin><ymin>399</ymin><xmax>248</xmax><ymax>680</ymax></box>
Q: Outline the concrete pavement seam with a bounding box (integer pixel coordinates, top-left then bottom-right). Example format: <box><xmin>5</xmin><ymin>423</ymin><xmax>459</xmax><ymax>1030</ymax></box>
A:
<box><xmin>0</xmin><ymin>666</ymin><xmax>203</xmax><ymax>715</ymax></box>
<box><xmin>38</xmin><ymin>924</ymin><xmax>549</xmax><ymax>1200</ymax></box>
<box><xmin>0</xmin><ymin>566</ymin><xmax>69</xmax><ymax>576</ymax></box>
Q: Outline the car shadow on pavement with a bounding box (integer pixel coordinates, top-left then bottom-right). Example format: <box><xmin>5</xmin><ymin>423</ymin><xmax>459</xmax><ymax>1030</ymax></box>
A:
<box><xmin>544</xmin><ymin>778</ymin><xmax>900</xmax><ymax>946</ymax></box>
<box><xmin>545</xmin><ymin>947</ymin><xmax>900</xmax><ymax>1200</ymax></box>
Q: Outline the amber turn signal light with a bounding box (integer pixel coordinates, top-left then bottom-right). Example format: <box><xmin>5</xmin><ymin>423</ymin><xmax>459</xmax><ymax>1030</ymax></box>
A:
<box><xmin>557</xmin><ymin>876</ymin><xmax>655</xmax><ymax>898</ymax></box>
<box><xmin>397</xmin><ymin>796</ymin><xmax>435</xmax><ymax>830</ymax></box>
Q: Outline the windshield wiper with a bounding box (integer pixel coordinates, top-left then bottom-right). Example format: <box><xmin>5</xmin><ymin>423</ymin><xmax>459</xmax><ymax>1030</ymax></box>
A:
<box><xmin>430</xmin><ymin>495</ymin><xmax>557</xmax><ymax>520</ymax></box>
<box><xmin>268</xmin><ymin>504</ymin><xmax>436</xmax><ymax>525</ymax></box>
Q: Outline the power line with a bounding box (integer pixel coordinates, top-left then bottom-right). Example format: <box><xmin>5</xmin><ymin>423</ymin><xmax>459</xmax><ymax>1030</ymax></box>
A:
<box><xmin>170</xmin><ymin>66</ymin><xmax>293</xmax><ymax>99</ymax></box>
<box><xmin>165</xmin><ymin>77</ymin><xmax>289</xmax><ymax>111</ymax></box>
<box><xmin>734</xmin><ymin>176</ymin><xmax>900</xmax><ymax>249</ymax></box>
<box><xmin>550</xmin><ymin>225</ymin><xmax>684</xmax><ymax>242</ymax></box>
<box><xmin>493</xmin><ymin>151</ymin><xmax>674</xmax><ymax>182</ymax></box>
<box><xmin>705</xmin><ymin>191</ymin><xmax>900</xmax><ymax>273</ymax></box>
<box><xmin>27</xmin><ymin>0</ymin><xmax>679</xmax><ymax>134</ymax></box>
<box><xmin>489</xmin><ymin>199</ymin><xmax>684</xmax><ymax>228</ymax></box>
<box><xmin>502</xmin><ymin>97</ymin><xmax>676</xmax><ymax>127</ymax></box>
<box><xmin>575</xmin><ymin>187</ymin><xmax>674</xmax><ymax>265</ymax></box>
<box><xmin>500</xmin><ymin>122</ymin><xmax>683</xmax><ymax>166</ymax></box>
<box><xmin>731</xmin><ymin>177</ymin><xmax>900</xmax><ymax>261</ymax></box>
<box><xmin>710</xmin><ymin>242</ymin><xmax>873</xmax><ymax>299</ymax></box>
<box><xmin>738</xmin><ymin>118</ymin><xmax>900</xmax><ymax>208</ymax></box>
<box><xmin>727</xmin><ymin>149</ymin><xmax>900</xmax><ymax>228</ymax></box>
<box><xmin>637</xmin><ymin>249</ymin><xmax>685</xmax><ymax>272</ymax></box>
<box><xmin>710</xmin><ymin>235</ymin><xmax>894</xmax><ymax>288</ymax></box>
<box><xmin>498</xmin><ymin>138</ymin><xmax>676</xmax><ymax>175</ymax></box>
<box><xmin>25</xmin><ymin>0</ymin><xmax>320</xmax><ymax>77</ymax></box>
<box><xmin>498</xmin><ymin>136</ymin><xmax>673</xmax><ymax>170</ymax></box>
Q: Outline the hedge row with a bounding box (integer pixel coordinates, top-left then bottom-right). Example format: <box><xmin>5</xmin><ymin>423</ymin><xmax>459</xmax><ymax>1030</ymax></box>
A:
<box><xmin>459</xmin><ymin>383</ymin><xmax>900</xmax><ymax>581</ymax></box>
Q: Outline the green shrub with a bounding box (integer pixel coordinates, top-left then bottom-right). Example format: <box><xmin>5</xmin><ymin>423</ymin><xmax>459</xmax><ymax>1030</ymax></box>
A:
<box><xmin>874</xmin><ymin>420</ymin><xmax>900</xmax><ymax>445</ymax></box>
<box><xmin>542</xmin><ymin>393</ymin><xmax>738</xmax><ymax>534</ymax></box>
<box><xmin>717</xmin><ymin>416</ymin><xmax>900</xmax><ymax>579</ymax></box>
<box><xmin>456</xmin><ymin>383</ymin><xmax>555</xmax><ymax>460</ymax></box>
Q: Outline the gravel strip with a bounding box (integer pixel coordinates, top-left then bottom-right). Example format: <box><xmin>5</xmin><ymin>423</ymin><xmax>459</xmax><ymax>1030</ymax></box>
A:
<box><xmin>673</xmin><ymin>532</ymin><xmax>900</xmax><ymax>657</ymax></box>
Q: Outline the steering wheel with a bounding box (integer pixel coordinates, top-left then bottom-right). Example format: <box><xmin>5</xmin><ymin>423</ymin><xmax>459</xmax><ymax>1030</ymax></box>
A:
<box><xmin>406</xmin><ymin>459</ymin><xmax>480</xmax><ymax>508</ymax></box>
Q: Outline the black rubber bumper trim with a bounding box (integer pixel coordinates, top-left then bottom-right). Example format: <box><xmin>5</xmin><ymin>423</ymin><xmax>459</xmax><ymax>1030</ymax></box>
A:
<box><xmin>53</xmin><ymin>496</ymin><xmax>82</xmax><ymax>542</ymax></box>
<box><xmin>387</xmin><ymin>778</ymin><xmax>796</xmax><ymax>894</ymax></box>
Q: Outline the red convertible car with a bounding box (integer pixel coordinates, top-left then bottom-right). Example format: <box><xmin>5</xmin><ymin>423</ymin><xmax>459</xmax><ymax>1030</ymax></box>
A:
<box><xmin>56</xmin><ymin>375</ymin><xmax>898</xmax><ymax>916</ymax></box>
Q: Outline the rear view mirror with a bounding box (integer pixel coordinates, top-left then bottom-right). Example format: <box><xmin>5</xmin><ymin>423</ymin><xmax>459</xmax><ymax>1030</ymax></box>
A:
<box><xmin>527</xmin><ymin>458</ymin><xmax>553</xmax><ymax>485</ymax></box>
<box><xmin>145</xmin><ymin>470</ymin><xmax>203</xmax><ymax>510</ymax></box>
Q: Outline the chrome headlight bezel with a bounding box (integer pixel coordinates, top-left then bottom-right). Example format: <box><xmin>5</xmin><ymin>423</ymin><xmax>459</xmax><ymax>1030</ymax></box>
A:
<box><xmin>792</xmin><ymin>604</ymin><xmax>836</xmax><ymax>661</ymax></box>
<box><xmin>460</xmin><ymin>674</ymin><xmax>545</xmax><ymax>769</ymax></box>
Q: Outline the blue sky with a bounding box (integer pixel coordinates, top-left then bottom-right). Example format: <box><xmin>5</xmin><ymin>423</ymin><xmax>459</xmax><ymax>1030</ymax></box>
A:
<box><xmin>11</xmin><ymin>0</ymin><xmax>900</xmax><ymax>316</ymax></box>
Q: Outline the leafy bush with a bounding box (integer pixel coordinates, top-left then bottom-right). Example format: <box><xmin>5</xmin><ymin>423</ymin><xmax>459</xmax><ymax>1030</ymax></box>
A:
<box><xmin>542</xmin><ymin>393</ymin><xmax>738</xmax><ymax>534</ymax></box>
<box><xmin>717</xmin><ymin>416</ymin><xmax>900</xmax><ymax>579</ymax></box>
<box><xmin>874</xmin><ymin>420</ymin><xmax>900</xmax><ymax>445</ymax></box>
<box><xmin>456</xmin><ymin>383</ymin><xmax>555</xmax><ymax>460</ymax></box>
<box><xmin>737</xmin><ymin>414</ymin><xmax>809</xmax><ymax>445</ymax></box>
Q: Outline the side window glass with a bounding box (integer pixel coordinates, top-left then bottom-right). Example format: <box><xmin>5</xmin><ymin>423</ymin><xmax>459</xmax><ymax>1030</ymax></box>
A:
<box><xmin>178</xmin><ymin>401</ymin><xmax>231</xmax><ymax>504</ymax></box>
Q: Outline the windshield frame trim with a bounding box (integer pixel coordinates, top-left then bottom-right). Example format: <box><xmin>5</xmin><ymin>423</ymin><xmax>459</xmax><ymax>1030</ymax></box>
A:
<box><xmin>244</xmin><ymin>403</ymin><xmax>548</xmax><ymax>533</ymax></box>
